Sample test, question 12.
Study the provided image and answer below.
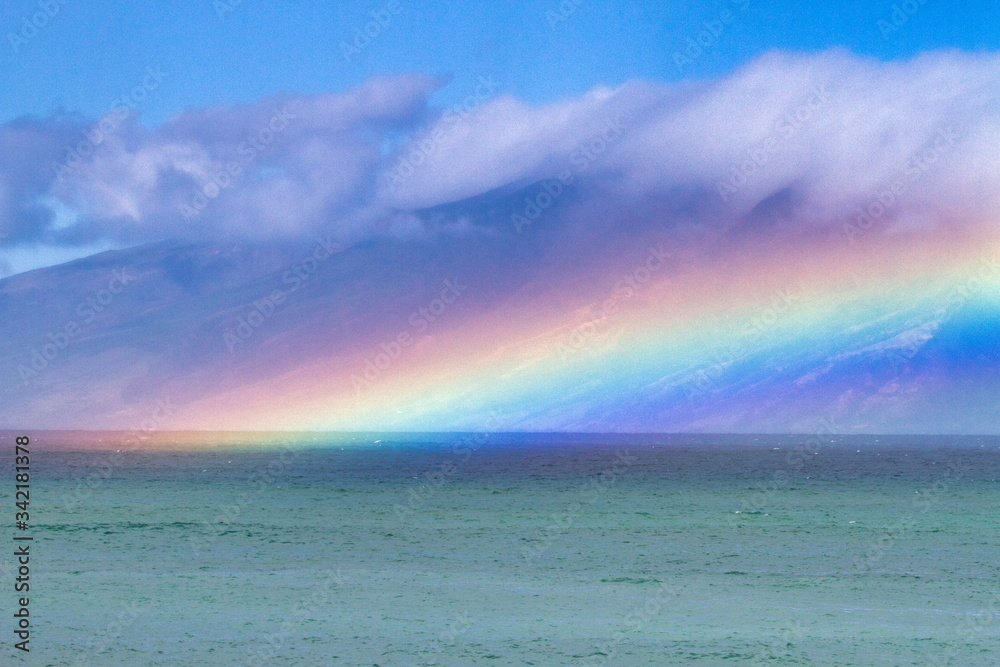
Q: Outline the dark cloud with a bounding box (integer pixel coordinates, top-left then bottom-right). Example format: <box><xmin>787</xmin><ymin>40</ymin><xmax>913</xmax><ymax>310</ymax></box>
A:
<box><xmin>0</xmin><ymin>114</ymin><xmax>88</xmax><ymax>246</ymax></box>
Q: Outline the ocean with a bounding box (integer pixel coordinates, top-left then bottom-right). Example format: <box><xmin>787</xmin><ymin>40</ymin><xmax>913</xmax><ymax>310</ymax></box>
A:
<box><xmin>13</xmin><ymin>434</ymin><xmax>1000</xmax><ymax>665</ymax></box>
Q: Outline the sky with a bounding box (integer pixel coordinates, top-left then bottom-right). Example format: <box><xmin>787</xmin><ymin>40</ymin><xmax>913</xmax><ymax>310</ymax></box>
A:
<box><xmin>2</xmin><ymin>1</ymin><xmax>998</xmax><ymax>122</ymax></box>
<box><xmin>2</xmin><ymin>0</ymin><xmax>999</xmax><ymax>275</ymax></box>
<box><xmin>1</xmin><ymin>1</ymin><xmax>999</xmax><ymax>434</ymax></box>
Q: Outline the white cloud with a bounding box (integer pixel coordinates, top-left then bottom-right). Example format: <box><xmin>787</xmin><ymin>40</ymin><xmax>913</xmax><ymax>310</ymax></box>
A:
<box><xmin>3</xmin><ymin>50</ymin><xmax>1000</xmax><ymax>258</ymax></box>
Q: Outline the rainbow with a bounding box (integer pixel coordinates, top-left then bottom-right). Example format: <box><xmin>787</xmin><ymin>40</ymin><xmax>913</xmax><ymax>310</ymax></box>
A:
<box><xmin>174</xmin><ymin>227</ymin><xmax>1000</xmax><ymax>434</ymax></box>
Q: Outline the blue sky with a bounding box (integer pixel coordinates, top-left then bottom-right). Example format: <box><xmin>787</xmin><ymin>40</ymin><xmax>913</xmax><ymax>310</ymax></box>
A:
<box><xmin>3</xmin><ymin>0</ymin><xmax>999</xmax><ymax>126</ymax></box>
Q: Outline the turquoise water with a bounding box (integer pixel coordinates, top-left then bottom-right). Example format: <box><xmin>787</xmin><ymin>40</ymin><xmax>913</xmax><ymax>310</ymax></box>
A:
<box><xmin>11</xmin><ymin>436</ymin><xmax>1000</xmax><ymax>665</ymax></box>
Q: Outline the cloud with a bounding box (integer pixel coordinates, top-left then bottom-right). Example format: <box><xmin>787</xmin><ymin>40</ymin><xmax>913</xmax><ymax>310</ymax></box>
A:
<box><xmin>30</xmin><ymin>73</ymin><xmax>445</xmax><ymax>247</ymax></box>
<box><xmin>2</xmin><ymin>50</ymin><xmax>1000</xmax><ymax>254</ymax></box>
<box><xmin>389</xmin><ymin>49</ymin><xmax>1000</xmax><ymax>244</ymax></box>
<box><xmin>0</xmin><ymin>114</ymin><xmax>85</xmax><ymax>246</ymax></box>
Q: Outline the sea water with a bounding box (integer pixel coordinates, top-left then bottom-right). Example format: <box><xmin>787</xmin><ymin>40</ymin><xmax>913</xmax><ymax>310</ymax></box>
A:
<box><xmin>12</xmin><ymin>435</ymin><xmax>1000</xmax><ymax>665</ymax></box>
